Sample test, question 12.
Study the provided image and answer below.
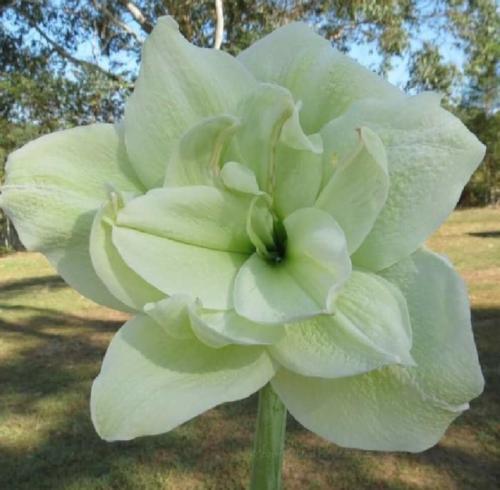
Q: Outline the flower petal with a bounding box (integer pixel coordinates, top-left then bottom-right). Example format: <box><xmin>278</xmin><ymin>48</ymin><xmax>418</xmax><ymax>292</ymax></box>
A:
<box><xmin>270</xmin><ymin>270</ymin><xmax>414</xmax><ymax>378</ymax></box>
<box><xmin>125</xmin><ymin>16</ymin><xmax>255</xmax><ymax>188</ymax></box>
<box><xmin>164</xmin><ymin>115</ymin><xmax>240</xmax><ymax>188</ymax></box>
<box><xmin>272</xmin><ymin>365</ymin><xmax>463</xmax><ymax>452</ymax></box>
<box><xmin>231</xmin><ymin>83</ymin><xmax>296</xmax><ymax>192</ymax></box>
<box><xmin>225</xmin><ymin>83</ymin><xmax>323</xmax><ymax>218</ymax></box>
<box><xmin>380</xmin><ymin>248</ymin><xmax>484</xmax><ymax>408</ymax></box>
<box><xmin>144</xmin><ymin>295</ymin><xmax>194</xmax><ymax>340</ymax></box>
<box><xmin>220</xmin><ymin>161</ymin><xmax>260</xmax><ymax>195</ymax></box>
<box><xmin>245</xmin><ymin>194</ymin><xmax>276</xmax><ymax>258</ymax></box>
<box><xmin>116</xmin><ymin>185</ymin><xmax>253</xmax><ymax>253</ymax></box>
<box><xmin>90</xmin><ymin>193</ymin><xmax>165</xmax><ymax>310</ymax></box>
<box><xmin>112</xmin><ymin>226</ymin><xmax>247</xmax><ymax>310</ymax></box>
<box><xmin>272</xmin><ymin>249</ymin><xmax>484</xmax><ymax>452</ymax></box>
<box><xmin>316</xmin><ymin>127</ymin><xmax>389</xmax><ymax>254</ymax></box>
<box><xmin>193</xmin><ymin>309</ymin><xmax>285</xmax><ymax>347</ymax></box>
<box><xmin>273</xmin><ymin>142</ymin><xmax>323</xmax><ymax>219</ymax></box>
<box><xmin>234</xmin><ymin>208</ymin><xmax>351</xmax><ymax>324</ymax></box>
<box><xmin>0</xmin><ymin>124</ymin><xmax>143</xmax><ymax>310</ymax></box>
<box><xmin>280</xmin><ymin>101</ymin><xmax>323</xmax><ymax>154</ymax></box>
<box><xmin>91</xmin><ymin>314</ymin><xmax>275</xmax><ymax>441</ymax></box>
<box><xmin>324</xmin><ymin>93</ymin><xmax>486</xmax><ymax>271</ymax></box>
<box><xmin>238</xmin><ymin>22</ymin><xmax>402</xmax><ymax>133</ymax></box>
<box><xmin>145</xmin><ymin>296</ymin><xmax>284</xmax><ymax>347</ymax></box>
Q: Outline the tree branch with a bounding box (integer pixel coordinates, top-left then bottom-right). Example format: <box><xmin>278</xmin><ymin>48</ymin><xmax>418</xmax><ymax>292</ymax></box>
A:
<box><xmin>121</xmin><ymin>1</ymin><xmax>153</xmax><ymax>33</ymax></box>
<box><xmin>31</xmin><ymin>24</ymin><xmax>125</xmax><ymax>84</ymax></box>
<box><xmin>93</xmin><ymin>0</ymin><xmax>143</xmax><ymax>43</ymax></box>
<box><xmin>214</xmin><ymin>0</ymin><xmax>224</xmax><ymax>49</ymax></box>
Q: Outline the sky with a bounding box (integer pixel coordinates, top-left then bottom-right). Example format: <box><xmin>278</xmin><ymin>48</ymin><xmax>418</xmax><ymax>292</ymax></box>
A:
<box><xmin>2</xmin><ymin>3</ymin><xmax>467</xmax><ymax>93</ymax></box>
<box><xmin>348</xmin><ymin>24</ymin><xmax>465</xmax><ymax>89</ymax></box>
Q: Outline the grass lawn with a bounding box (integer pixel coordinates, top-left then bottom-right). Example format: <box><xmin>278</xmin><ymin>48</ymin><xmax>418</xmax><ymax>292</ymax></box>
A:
<box><xmin>1</xmin><ymin>207</ymin><xmax>499</xmax><ymax>490</ymax></box>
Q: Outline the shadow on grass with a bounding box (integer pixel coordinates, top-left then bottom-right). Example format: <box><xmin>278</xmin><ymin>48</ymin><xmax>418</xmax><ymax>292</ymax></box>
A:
<box><xmin>0</xmin><ymin>271</ymin><xmax>499</xmax><ymax>490</ymax></box>
<box><xmin>468</xmin><ymin>230</ymin><xmax>500</xmax><ymax>238</ymax></box>
<box><xmin>0</xmin><ymin>274</ymin><xmax>66</xmax><ymax>293</ymax></box>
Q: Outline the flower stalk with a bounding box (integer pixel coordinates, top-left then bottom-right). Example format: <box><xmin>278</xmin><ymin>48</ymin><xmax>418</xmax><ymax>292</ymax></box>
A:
<box><xmin>250</xmin><ymin>383</ymin><xmax>287</xmax><ymax>490</ymax></box>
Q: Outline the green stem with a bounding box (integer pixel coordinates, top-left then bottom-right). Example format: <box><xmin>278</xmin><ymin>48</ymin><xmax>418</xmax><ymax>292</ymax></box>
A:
<box><xmin>250</xmin><ymin>383</ymin><xmax>287</xmax><ymax>490</ymax></box>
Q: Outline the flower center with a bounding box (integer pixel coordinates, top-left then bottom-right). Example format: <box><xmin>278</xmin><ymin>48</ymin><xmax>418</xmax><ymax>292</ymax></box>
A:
<box><xmin>261</xmin><ymin>219</ymin><xmax>287</xmax><ymax>265</ymax></box>
<box><xmin>247</xmin><ymin>195</ymin><xmax>288</xmax><ymax>264</ymax></box>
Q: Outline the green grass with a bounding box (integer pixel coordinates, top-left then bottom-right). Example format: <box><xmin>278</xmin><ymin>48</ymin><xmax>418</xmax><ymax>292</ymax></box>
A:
<box><xmin>1</xmin><ymin>207</ymin><xmax>499</xmax><ymax>489</ymax></box>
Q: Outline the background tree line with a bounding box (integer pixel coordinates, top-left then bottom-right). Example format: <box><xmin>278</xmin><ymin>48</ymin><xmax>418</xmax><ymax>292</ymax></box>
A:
<box><xmin>1</xmin><ymin>0</ymin><xmax>498</xmax><ymax>251</ymax></box>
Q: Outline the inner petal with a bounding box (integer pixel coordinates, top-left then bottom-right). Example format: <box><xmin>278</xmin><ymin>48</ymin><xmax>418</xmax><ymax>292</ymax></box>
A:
<box><xmin>246</xmin><ymin>194</ymin><xmax>287</xmax><ymax>263</ymax></box>
<box><xmin>228</xmin><ymin>83</ymin><xmax>323</xmax><ymax>205</ymax></box>
<box><xmin>234</xmin><ymin>207</ymin><xmax>351</xmax><ymax>324</ymax></box>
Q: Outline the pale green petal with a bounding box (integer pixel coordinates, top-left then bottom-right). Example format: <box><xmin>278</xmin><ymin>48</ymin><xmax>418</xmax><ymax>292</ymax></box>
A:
<box><xmin>273</xmin><ymin>142</ymin><xmax>323</xmax><ymax>219</ymax></box>
<box><xmin>146</xmin><ymin>295</ymin><xmax>233</xmax><ymax>349</ymax></box>
<box><xmin>144</xmin><ymin>295</ymin><xmax>194</xmax><ymax>340</ymax></box>
<box><xmin>145</xmin><ymin>295</ymin><xmax>283</xmax><ymax>347</ymax></box>
<box><xmin>238</xmin><ymin>22</ymin><xmax>402</xmax><ymax>133</ymax></box>
<box><xmin>270</xmin><ymin>270</ymin><xmax>413</xmax><ymax>378</ymax></box>
<box><xmin>164</xmin><ymin>115</ymin><xmax>240</xmax><ymax>188</ymax></box>
<box><xmin>315</xmin><ymin>127</ymin><xmax>389</xmax><ymax>254</ymax></box>
<box><xmin>220</xmin><ymin>161</ymin><xmax>260</xmax><ymax>194</ymax></box>
<box><xmin>0</xmin><ymin>124</ymin><xmax>143</xmax><ymax>311</ymax></box>
<box><xmin>125</xmin><ymin>16</ymin><xmax>255</xmax><ymax>188</ymax></box>
<box><xmin>234</xmin><ymin>208</ymin><xmax>351</xmax><ymax>324</ymax></box>
<box><xmin>91</xmin><ymin>314</ymin><xmax>275</xmax><ymax>441</ymax></box>
<box><xmin>272</xmin><ymin>249</ymin><xmax>484</xmax><ymax>452</ymax></box>
<box><xmin>246</xmin><ymin>194</ymin><xmax>276</xmax><ymax>258</ymax></box>
<box><xmin>144</xmin><ymin>296</ymin><xmax>235</xmax><ymax>349</ymax></box>
<box><xmin>116</xmin><ymin>185</ymin><xmax>253</xmax><ymax>253</ymax></box>
<box><xmin>280</xmin><ymin>101</ymin><xmax>323</xmax><ymax>154</ymax></box>
<box><xmin>285</xmin><ymin>207</ymin><xmax>352</xmax><ymax>306</ymax></box>
<box><xmin>194</xmin><ymin>309</ymin><xmax>285</xmax><ymax>346</ymax></box>
<box><xmin>380</xmin><ymin>248</ymin><xmax>484</xmax><ymax>408</ymax></box>
<box><xmin>231</xmin><ymin>83</ymin><xmax>297</xmax><ymax>192</ymax></box>
<box><xmin>90</xmin><ymin>194</ymin><xmax>165</xmax><ymax>310</ymax></box>
<box><xmin>112</xmin><ymin>226</ymin><xmax>247</xmax><ymax>310</ymax></box>
<box><xmin>230</xmin><ymin>83</ymin><xmax>324</xmax><ymax>216</ymax></box>
<box><xmin>187</xmin><ymin>305</ymin><xmax>233</xmax><ymax>348</ymax></box>
<box><xmin>326</xmin><ymin>93</ymin><xmax>487</xmax><ymax>271</ymax></box>
<box><xmin>272</xmin><ymin>366</ymin><xmax>463</xmax><ymax>452</ymax></box>
<box><xmin>234</xmin><ymin>254</ymin><xmax>319</xmax><ymax>324</ymax></box>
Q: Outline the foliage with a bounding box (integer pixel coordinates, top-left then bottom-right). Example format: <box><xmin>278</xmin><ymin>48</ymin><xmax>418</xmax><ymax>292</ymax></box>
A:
<box><xmin>459</xmin><ymin>108</ymin><xmax>500</xmax><ymax>206</ymax></box>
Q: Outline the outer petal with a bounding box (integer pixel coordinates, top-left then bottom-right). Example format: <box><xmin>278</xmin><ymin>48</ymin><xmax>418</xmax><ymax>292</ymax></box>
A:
<box><xmin>116</xmin><ymin>185</ymin><xmax>253</xmax><ymax>253</ymax></box>
<box><xmin>111</xmin><ymin>226</ymin><xmax>247</xmax><ymax>310</ymax></box>
<box><xmin>234</xmin><ymin>208</ymin><xmax>351</xmax><ymax>324</ymax></box>
<box><xmin>270</xmin><ymin>270</ymin><xmax>413</xmax><ymax>378</ymax></box>
<box><xmin>0</xmin><ymin>124</ymin><xmax>143</xmax><ymax>311</ymax></box>
<box><xmin>315</xmin><ymin>127</ymin><xmax>389</xmax><ymax>254</ymax></box>
<box><xmin>272</xmin><ymin>249</ymin><xmax>484</xmax><ymax>452</ymax></box>
<box><xmin>125</xmin><ymin>16</ymin><xmax>255</xmax><ymax>188</ymax></box>
<box><xmin>91</xmin><ymin>314</ymin><xmax>275</xmax><ymax>441</ymax></box>
<box><xmin>238</xmin><ymin>22</ymin><xmax>402</xmax><ymax>133</ymax></box>
<box><xmin>380</xmin><ymin>248</ymin><xmax>484</xmax><ymax>408</ymax></box>
<box><xmin>90</xmin><ymin>194</ymin><xmax>165</xmax><ymax>310</ymax></box>
<box><xmin>322</xmin><ymin>93</ymin><xmax>487</xmax><ymax>271</ymax></box>
<box><xmin>272</xmin><ymin>366</ymin><xmax>463</xmax><ymax>452</ymax></box>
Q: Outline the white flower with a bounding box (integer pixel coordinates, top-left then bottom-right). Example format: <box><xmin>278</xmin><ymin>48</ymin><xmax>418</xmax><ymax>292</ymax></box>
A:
<box><xmin>0</xmin><ymin>17</ymin><xmax>485</xmax><ymax>452</ymax></box>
